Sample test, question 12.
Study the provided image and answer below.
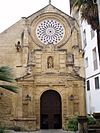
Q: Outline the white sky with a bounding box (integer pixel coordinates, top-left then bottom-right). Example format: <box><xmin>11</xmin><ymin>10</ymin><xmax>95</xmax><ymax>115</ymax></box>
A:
<box><xmin>0</xmin><ymin>0</ymin><xmax>70</xmax><ymax>33</ymax></box>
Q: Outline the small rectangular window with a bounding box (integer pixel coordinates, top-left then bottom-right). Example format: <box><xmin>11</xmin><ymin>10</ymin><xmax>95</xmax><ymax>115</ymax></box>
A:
<box><xmin>85</xmin><ymin>57</ymin><xmax>88</xmax><ymax>68</ymax></box>
<box><xmin>92</xmin><ymin>47</ymin><xmax>98</xmax><ymax>70</ymax></box>
<box><xmin>95</xmin><ymin>77</ymin><xmax>99</xmax><ymax>89</ymax></box>
<box><xmin>87</xmin><ymin>80</ymin><xmax>90</xmax><ymax>91</ymax></box>
<box><xmin>83</xmin><ymin>29</ymin><xmax>87</xmax><ymax>47</ymax></box>
<box><xmin>91</xmin><ymin>28</ymin><xmax>95</xmax><ymax>39</ymax></box>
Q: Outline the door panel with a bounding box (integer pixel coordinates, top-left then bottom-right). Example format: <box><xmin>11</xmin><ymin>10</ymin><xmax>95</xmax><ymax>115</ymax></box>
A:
<box><xmin>40</xmin><ymin>90</ymin><xmax>62</xmax><ymax>129</ymax></box>
<box><xmin>54</xmin><ymin>114</ymin><xmax>61</xmax><ymax>129</ymax></box>
<box><xmin>41</xmin><ymin>114</ymin><xmax>48</xmax><ymax>129</ymax></box>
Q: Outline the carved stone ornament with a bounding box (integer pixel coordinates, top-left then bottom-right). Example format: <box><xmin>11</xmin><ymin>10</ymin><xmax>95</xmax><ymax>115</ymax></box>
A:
<box><xmin>15</xmin><ymin>41</ymin><xmax>22</xmax><ymax>52</ymax></box>
<box><xmin>28</xmin><ymin>50</ymin><xmax>35</xmax><ymax>66</ymax></box>
<box><xmin>66</xmin><ymin>53</ymin><xmax>74</xmax><ymax>65</ymax></box>
<box><xmin>27</xmin><ymin>66</ymin><xmax>32</xmax><ymax>75</ymax></box>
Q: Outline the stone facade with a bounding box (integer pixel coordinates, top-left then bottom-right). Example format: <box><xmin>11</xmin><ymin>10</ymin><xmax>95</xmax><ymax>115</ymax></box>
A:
<box><xmin>0</xmin><ymin>4</ymin><xmax>86</xmax><ymax>131</ymax></box>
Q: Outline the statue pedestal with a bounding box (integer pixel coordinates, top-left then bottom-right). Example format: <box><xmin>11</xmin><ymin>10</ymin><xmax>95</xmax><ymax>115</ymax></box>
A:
<box><xmin>78</xmin><ymin>116</ymin><xmax>88</xmax><ymax>133</ymax></box>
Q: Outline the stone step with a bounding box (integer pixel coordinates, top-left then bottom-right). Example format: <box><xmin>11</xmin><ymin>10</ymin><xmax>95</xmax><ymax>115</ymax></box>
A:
<box><xmin>88</xmin><ymin>129</ymin><xmax>100</xmax><ymax>133</ymax></box>
<box><xmin>5</xmin><ymin>130</ymin><xmax>15</xmax><ymax>133</ymax></box>
<box><xmin>89</xmin><ymin>125</ymin><xmax>100</xmax><ymax>129</ymax></box>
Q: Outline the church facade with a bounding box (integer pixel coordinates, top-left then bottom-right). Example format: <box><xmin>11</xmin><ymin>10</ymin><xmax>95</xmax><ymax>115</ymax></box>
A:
<box><xmin>0</xmin><ymin>4</ymin><xmax>86</xmax><ymax>131</ymax></box>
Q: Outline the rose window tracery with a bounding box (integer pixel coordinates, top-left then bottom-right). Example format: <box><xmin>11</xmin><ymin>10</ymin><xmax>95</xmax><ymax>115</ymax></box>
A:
<box><xmin>36</xmin><ymin>19</ymin><xmax>65</xmax><ymax>45</ymax></box>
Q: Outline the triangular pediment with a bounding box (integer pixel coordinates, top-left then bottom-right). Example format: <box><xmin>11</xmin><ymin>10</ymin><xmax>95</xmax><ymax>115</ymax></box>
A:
<box><xmin>26</xmin><ymin>4</ymin><xmax>75</xmax><ymax>27</ymax></box>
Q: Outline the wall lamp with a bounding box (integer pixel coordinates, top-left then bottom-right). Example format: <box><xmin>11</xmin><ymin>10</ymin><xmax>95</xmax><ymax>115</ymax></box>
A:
<box><xmin>25</xmin><ymin>94</ymin><xmax>31</xmax><ymax>101</ymax></box>
<box><xmin>69</xmin><ymin>94</ymin><xmax>75</xmax><ymax>101</ymax></box>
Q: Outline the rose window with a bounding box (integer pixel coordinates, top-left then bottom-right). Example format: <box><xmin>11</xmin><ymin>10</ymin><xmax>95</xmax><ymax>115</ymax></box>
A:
<box><xmin>36</xmin><ymin>19</ymin><xmax>65</xmax><ymax>44</ymax></box>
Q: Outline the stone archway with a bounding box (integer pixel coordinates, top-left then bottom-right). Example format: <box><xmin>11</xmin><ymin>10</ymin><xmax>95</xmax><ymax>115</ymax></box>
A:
<box><xmin>40</xmin><ymin>90</ymin><xmax>62</xmax><ymax>129</ymax></box>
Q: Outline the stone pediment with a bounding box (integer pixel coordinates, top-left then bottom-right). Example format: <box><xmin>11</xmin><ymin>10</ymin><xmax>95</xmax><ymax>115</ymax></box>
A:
<box><xmin>33</xmin><ymin>72</ymin><xmax>84</xmax><ymax>85</ymax></box>
<box><xmin>41</xmin><ymin>71</ymin><xmax>83</xmax><ymax>79</ymax></box>
<box><xmin>16</xmin><ymin>71</ymin><xmax>84</xmax><ymax>83</ymax></box>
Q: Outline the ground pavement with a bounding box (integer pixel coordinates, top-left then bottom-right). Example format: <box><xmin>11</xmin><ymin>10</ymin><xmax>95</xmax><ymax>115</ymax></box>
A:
<box><xmin>12</xmin><ymin>129</ymin><xmax>78</xmax><ymax>133</ymax></box>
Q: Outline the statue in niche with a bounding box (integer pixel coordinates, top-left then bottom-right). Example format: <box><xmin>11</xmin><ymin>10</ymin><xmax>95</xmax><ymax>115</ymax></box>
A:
<box><xmin>47</xmin><ymin>56</ymin><xmax>54</xmax><ymax>68</ymax></box>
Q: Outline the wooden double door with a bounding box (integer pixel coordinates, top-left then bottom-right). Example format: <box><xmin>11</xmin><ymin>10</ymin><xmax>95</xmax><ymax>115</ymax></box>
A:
<box><xmin>40</xmin><ymin>90</ymin><xmax>62</xmax><ymax>129</ymax></box>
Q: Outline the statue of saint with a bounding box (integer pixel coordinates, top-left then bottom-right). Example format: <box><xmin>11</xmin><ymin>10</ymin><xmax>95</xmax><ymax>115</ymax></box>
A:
<box><xmin>47</xmin><ymin>56</ymin><xmax>54</xmax><ymax>68</ymax></box>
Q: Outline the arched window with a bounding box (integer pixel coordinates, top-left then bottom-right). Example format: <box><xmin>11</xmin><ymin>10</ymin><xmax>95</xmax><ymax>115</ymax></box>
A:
<box><xmin>47</xmin><ymin>56</ymin><xmax>54</xmax><ymax>68</ymax></box>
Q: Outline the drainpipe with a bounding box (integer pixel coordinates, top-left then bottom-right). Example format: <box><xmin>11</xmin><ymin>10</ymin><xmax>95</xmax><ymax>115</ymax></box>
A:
<box><xmin>96</xmin><ymin>0</ymin><xmax>100</xmax><ymax>61</ymax></box>
<box><xmin>97</xmin><ymin>0</ymin><xmax>100</xmax><ymax>26</ymax></box>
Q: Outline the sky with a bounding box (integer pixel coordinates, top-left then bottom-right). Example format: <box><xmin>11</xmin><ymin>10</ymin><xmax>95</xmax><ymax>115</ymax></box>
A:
<box><xmin>0</xmin><ymin>0</ymin><xmax>70</xmax><ymax>33</ymax></box>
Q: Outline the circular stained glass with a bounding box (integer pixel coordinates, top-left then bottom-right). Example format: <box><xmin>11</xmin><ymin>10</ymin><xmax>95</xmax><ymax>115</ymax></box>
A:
<box><xmin>36</xmin><ymin>19</ymin><xmax>65</xmax><ymax>45</ymax></box>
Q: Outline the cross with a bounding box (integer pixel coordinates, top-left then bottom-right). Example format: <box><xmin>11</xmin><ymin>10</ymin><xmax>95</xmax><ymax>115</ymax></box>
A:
<box><xmin>49</xmin><ymin>0</ymin><xmax>51</xmax><ymax>4</ymax></box>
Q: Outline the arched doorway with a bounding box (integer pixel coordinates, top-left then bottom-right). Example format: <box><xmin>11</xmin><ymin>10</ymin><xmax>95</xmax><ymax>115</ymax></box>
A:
<box><xmin>40</xmin><ymin>90</ymin><xmax>62</xmax><ymax>129</ymax></box>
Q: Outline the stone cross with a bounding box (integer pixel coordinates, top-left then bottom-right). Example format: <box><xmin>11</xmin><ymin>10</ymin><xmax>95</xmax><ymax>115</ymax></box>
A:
<box><xmin>49</xmin><ymin>0</ymin><xmax>51</xmax><ymax>4</ymax></box>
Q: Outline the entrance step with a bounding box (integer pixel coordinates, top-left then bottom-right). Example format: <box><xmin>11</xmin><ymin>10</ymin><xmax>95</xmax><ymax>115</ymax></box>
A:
<box><xmin>13</xmin><ymin>129</ymin><xmax>79</xmax><ymax>133</ymax></box>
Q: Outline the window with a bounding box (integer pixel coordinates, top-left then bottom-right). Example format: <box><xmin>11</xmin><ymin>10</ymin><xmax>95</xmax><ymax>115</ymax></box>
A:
<box><xmin>91</xmin><ymin>28</ymin><xmax>95</xmax><ymax>39</ymax></box>
<box><xmin>83</xmin><ymin>29</ymin><xmax>87</xmax><ymax>47</ymax></box>
<box><xmin>92</xmin><ymin>47</ymin><xmax>98</xmax><ymax>70</ymax></box>
<box><xmin>85</xmin><ymin>57</ymin><xmax>88</xmax><ymax>68</ymax></box>
<box><xmin>95</xmin><ymin>77</ymin><xmax>99</xmax><ymax>89</ymax></box>
<box><xmin>87</xmin><ymin>80</ymin><xmax>90</xmax><ymax>91</ymax></box>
